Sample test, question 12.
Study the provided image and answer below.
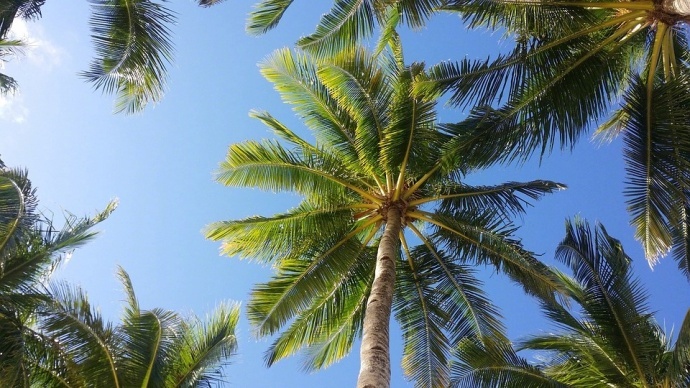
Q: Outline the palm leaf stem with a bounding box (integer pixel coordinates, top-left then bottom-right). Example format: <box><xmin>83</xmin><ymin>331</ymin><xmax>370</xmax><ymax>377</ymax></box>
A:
<box><xmin>407</xmin><ymin>223</ymin><xmax>491</xmax><ymax>340</ymax></box>
<box><xmin>254</xmin><ymin>215</ymin><xmax>382</xmax><ymax>332</ymax></box>
<box><xmin>409</xmin><ymin>210</ymin><xmax>558</xmax><ymax>291</ymax></box>
<box><xmin>402</xmin><ymin>164</ymin><xmax>442</xmax><ymax>201</ymax></box>
<box><xmin>140</xmin><ymin>313</ymin><xmax>163</xmax><ymax>387</ymax></box>
<box><xmin>530</xmin><ymin>19</ymin><xmax>641</xmax><ymax>102</ymax></box>
<box><xmin>450</xmin><ymin>10</ymin><xmax>644</xmax><ymax>86</ymax></box>
<box><xmin>459</xmin><ymin>20</ymin><xmax>644</xmax><ymax>148</ymax></box>
<box><xmin>111</xmin><ymin>0</ymin><xmax>136</xmax><ymax>75</ymax></box>
<box><xmin>661</xmin><ymin>29</ymin><xmax>675</xmax><ymax>81</ymax></box>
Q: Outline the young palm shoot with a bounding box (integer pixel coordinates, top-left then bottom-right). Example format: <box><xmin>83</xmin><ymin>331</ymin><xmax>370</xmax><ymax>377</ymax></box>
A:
<box><xmin>207</xmin><ymin>44</ymin><xmax>564</xmax><ymax>387</ymax></box>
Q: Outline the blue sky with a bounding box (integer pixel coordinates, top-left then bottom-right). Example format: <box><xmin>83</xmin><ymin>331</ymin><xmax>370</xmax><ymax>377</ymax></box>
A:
<box><xmin>1</xmin><ymin>1</ymin><xmax>689</xmax><ymax>386</ymax></box>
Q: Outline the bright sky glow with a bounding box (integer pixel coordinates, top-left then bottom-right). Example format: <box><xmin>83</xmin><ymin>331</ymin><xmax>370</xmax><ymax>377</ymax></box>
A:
<box><xmin>1</xmin><ymin>1</ymin><xmax>688</xmax><ymax>387</ymax></box>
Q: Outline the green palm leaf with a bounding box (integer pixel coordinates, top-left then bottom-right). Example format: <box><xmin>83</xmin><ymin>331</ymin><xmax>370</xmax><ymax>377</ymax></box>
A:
<box><xmin>246</xmin><ymin>0</ymin><xmax>294</xmax><ymax>35</ymax></box>
<box><xmin>296</xmin><ymin>0</ymin><xmax>376</xmax><ymax>57</ymax></box>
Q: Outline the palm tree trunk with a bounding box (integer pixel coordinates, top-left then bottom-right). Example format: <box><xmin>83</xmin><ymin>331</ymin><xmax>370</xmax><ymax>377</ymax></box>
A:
<box><xmin>357</xmin><ymin>205</ymin><xmax>402</xmax><ymax>388</ymax></box>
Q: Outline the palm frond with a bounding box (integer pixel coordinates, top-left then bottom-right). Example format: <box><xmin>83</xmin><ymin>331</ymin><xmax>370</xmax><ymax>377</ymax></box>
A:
<box><xmin>248</xmin><ymin>224</ymin><xmax>378</xmax><ymax>338</ymax></box>
<box><xmin>381</xmin><ymin>62</ymin><xmax>440</xmax><ymax>189</ymax></box>
<box><xmin>0</xmin><ymin>0</ymin><xmax>45</xmax><ymax>37</ymax></box>
<box><xmin>416</xmin><ymin>209</ymin><xmax>560</xmax><ymax>300</ymax></box>
<box><xmin>215</xmin><ymin>139</ymin><xmax>377</xmax><ymax>202</ymax></box>
<box><xmin>556</xmin><ymin>218</ymin><xmax>661</xmax><ymax>382</ymax></box>
<box><xmin>0</xmin><ymin>176</ymin><xmax>25</xmax><ymax>258</ymax></box>
<box><xmin>166</xmin><ymin>302</ymin><xmax>240</xmax><ymax>387</ymax></box>
<box><xmin>610</xmin><ymin>74</ymin><xmax>690</xmax><ymax>267</ymax></box>
<box><xmin>415</xmin><ymin>180</ymin><xmax>565</xmax><ymax>220</ymax></box>
<box><xmin>395</xmin><ymin>238</ymin><xmax>452</xmax><ymax>387</ymax></box>
<box><xmin>451</xmin><ymin>338</ymin><xmax>564</xmax><ymax>388</ymax></box>
<box><xmin>296</xmin><ymin>0</ymin><xmax>375</xmax><ymax>58</ymax></box>
<box><xmin>665</xmin><ymin>309</ymin><xmax>690</xmax><ymax>385</ymax></box>
<box><xmin>205</xmin><ymin>201</ymin><xmax>357</xmax><ymax>262</ymax></box>
<box><xmin>318</xmin><ymin>48</ymin><xmax>394</xmax><ymax>179</ymax></box>
<box><xmin>39</xmin><ymin>281</ymin><xmax>120</xmax><ymax>387</ymax></box>
<box><xmin>265</xmin><ymin>250</ymin><xmax>373</xmax><ymax>369</ymax></box>
<box><xmin>80</xmin><ymin>0</ymin><xmax>175</xmax><ymax>114</ymax></box>
<box><xmin>406</xmin><ymin>228</ymin><xmax>506</xmax><ymax>344</ymax></box>
<box><xmin>258</xmin><ymin>49</ymin><xmax>362</xmax><ymax>169</ymax></box>
<box><xmin>246</xmin><ymin>0</ymin><xmax>293</xmax><ymax>35</ymax></box>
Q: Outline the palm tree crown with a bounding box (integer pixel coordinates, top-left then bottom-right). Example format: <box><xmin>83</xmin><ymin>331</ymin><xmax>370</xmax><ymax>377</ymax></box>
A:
<box><xmin>452</xmin><ymin>219</ymin><xmax>690</xmax><ymax>387</ymax></box>
<box><xmin>206</xmin><ymin>43</ymin><xmax>564</xmax><ymax>387</ymax></box>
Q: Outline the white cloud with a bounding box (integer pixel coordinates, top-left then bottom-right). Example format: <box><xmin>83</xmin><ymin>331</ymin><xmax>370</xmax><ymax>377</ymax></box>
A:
<box><xmin>8</xmin><ymin>19</ymin><xmax>64</xmax><ymax>70</ymax></box>
<box><xmin>0</xmin><ymin>19</ymin><xmax>64</xmax><ymax>123</ymax></box>
<box><xmin>0</xmin><ymin>92</ymin><xmax>29</xmax><ymax>124</ymax></box>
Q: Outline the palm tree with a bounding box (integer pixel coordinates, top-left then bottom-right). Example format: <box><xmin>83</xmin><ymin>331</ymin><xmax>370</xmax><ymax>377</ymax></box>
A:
<box><xmin>206</xmin><ymin>43</ymin><xmax>564</xmax><ymax>387</ymax></box>
<box><xmin>29</xmin><ymin>267</ymin><xmax>240</xmax><ymax>387</ymax></box>
<box><xmin>415</xmin><ymin>0</ymin><xmax>690</xmax><ymax>276</ymax></box>
<box><xmin>451</xmin><ymin>219</ymin><xmax>690</xmax><ymax>387</ymax></box>
<box><xmin>0</xmin><ymin>158</ymin><xmax>240</xmax><ymax>386</ymax></box>
<box><xmin>0</xmin><ymin>157</ymin><xmax>116</xmax><ymax>385</ymax></box>
<box><xmin>0</xmin><ymin>0</ymin><xmax>226</xmax><ymax>113</ymax></box>
<box><xmin>246</xmin><ymin>0</ymin><xmax>446</xmax><ymax>57</ymax></box>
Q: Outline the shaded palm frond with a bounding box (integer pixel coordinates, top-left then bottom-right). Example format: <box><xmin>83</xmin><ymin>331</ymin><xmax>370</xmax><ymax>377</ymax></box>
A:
<box><xmin>81</xmin><ymin>0</ymin><xmax>175</xmax><ymax>114</ymax></box>
<box><xmin>451</xmin><ymin>338</ymin><xmax>564</xmax><ymax>388</ymax></box>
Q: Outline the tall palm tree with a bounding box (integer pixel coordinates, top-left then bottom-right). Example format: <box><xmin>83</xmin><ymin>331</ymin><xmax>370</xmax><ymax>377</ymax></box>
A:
<box><xmin>416</xmin><ymin>0</ymin><xmax>690</xmax><ymax>276</ymax></box>
<box><xmin>206</xmin><ymin>43</ymin><xmax>563</xmax><ymax>387</ymax></box>
<box><xmin>0</xmin><ymin>0</ymin><xmax>226</xmax><ymax>113</ymax></box>
<box><xmin>0</xmin><ymin>157</ymin><xmax>116</xmax><ymax>385</ymax></box>
<box><xmin>28</xmin><ymin>267</ymin><xmax>240</xmax><ymax>387</ymax></box>
<box><xmin>451</xmin><ymin>219</ymin><xmax>690</xmax><ymax>387</ymax></box>
<box><xmin>246</xmin><ymin>0</ymin><xmax>446</xmax><ymax>57</ymax></box>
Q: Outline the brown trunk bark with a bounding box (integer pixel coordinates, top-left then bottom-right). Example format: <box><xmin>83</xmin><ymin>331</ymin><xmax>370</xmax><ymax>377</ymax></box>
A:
<box><xmin>357</xmin><ymin>205</ymin><xmax>402</xmax><ymax>388</ymax></box>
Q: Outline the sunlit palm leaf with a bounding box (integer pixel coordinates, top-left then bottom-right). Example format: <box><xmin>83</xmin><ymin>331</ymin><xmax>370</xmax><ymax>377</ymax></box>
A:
<box><xmin>248</xmin><ymin>224</ymin><xmax>377</xmax><ymax>337</ymax></box>
<box><xmin>297</xmin><ymin>0</ymin><xmax>375</xmax><ymax>57</ymax></box>
<box><xmin>246</xmin><ymin>0</ymin><xmax>294</xmax><ymax>35</ymax></box>
<box><xmin>258</xmin><ymin>49</ymin><xmax>362</xmax><ymax>168</ymax></box>
<box><xmin>265</xmin><ymin>250</ymin><xmax>373</xmax><ymax>369</ymax></box>
<box><xmin>166</xmin><ymin>302</ymin><xmax>239</xmax><ymax>387</ymax></box>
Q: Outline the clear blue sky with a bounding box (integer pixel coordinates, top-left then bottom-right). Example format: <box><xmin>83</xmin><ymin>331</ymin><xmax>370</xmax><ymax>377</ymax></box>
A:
<box><xmin>1</xmin><ymin>1</ymin><xmax>688</xmax><ymax>386</ymax></box>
